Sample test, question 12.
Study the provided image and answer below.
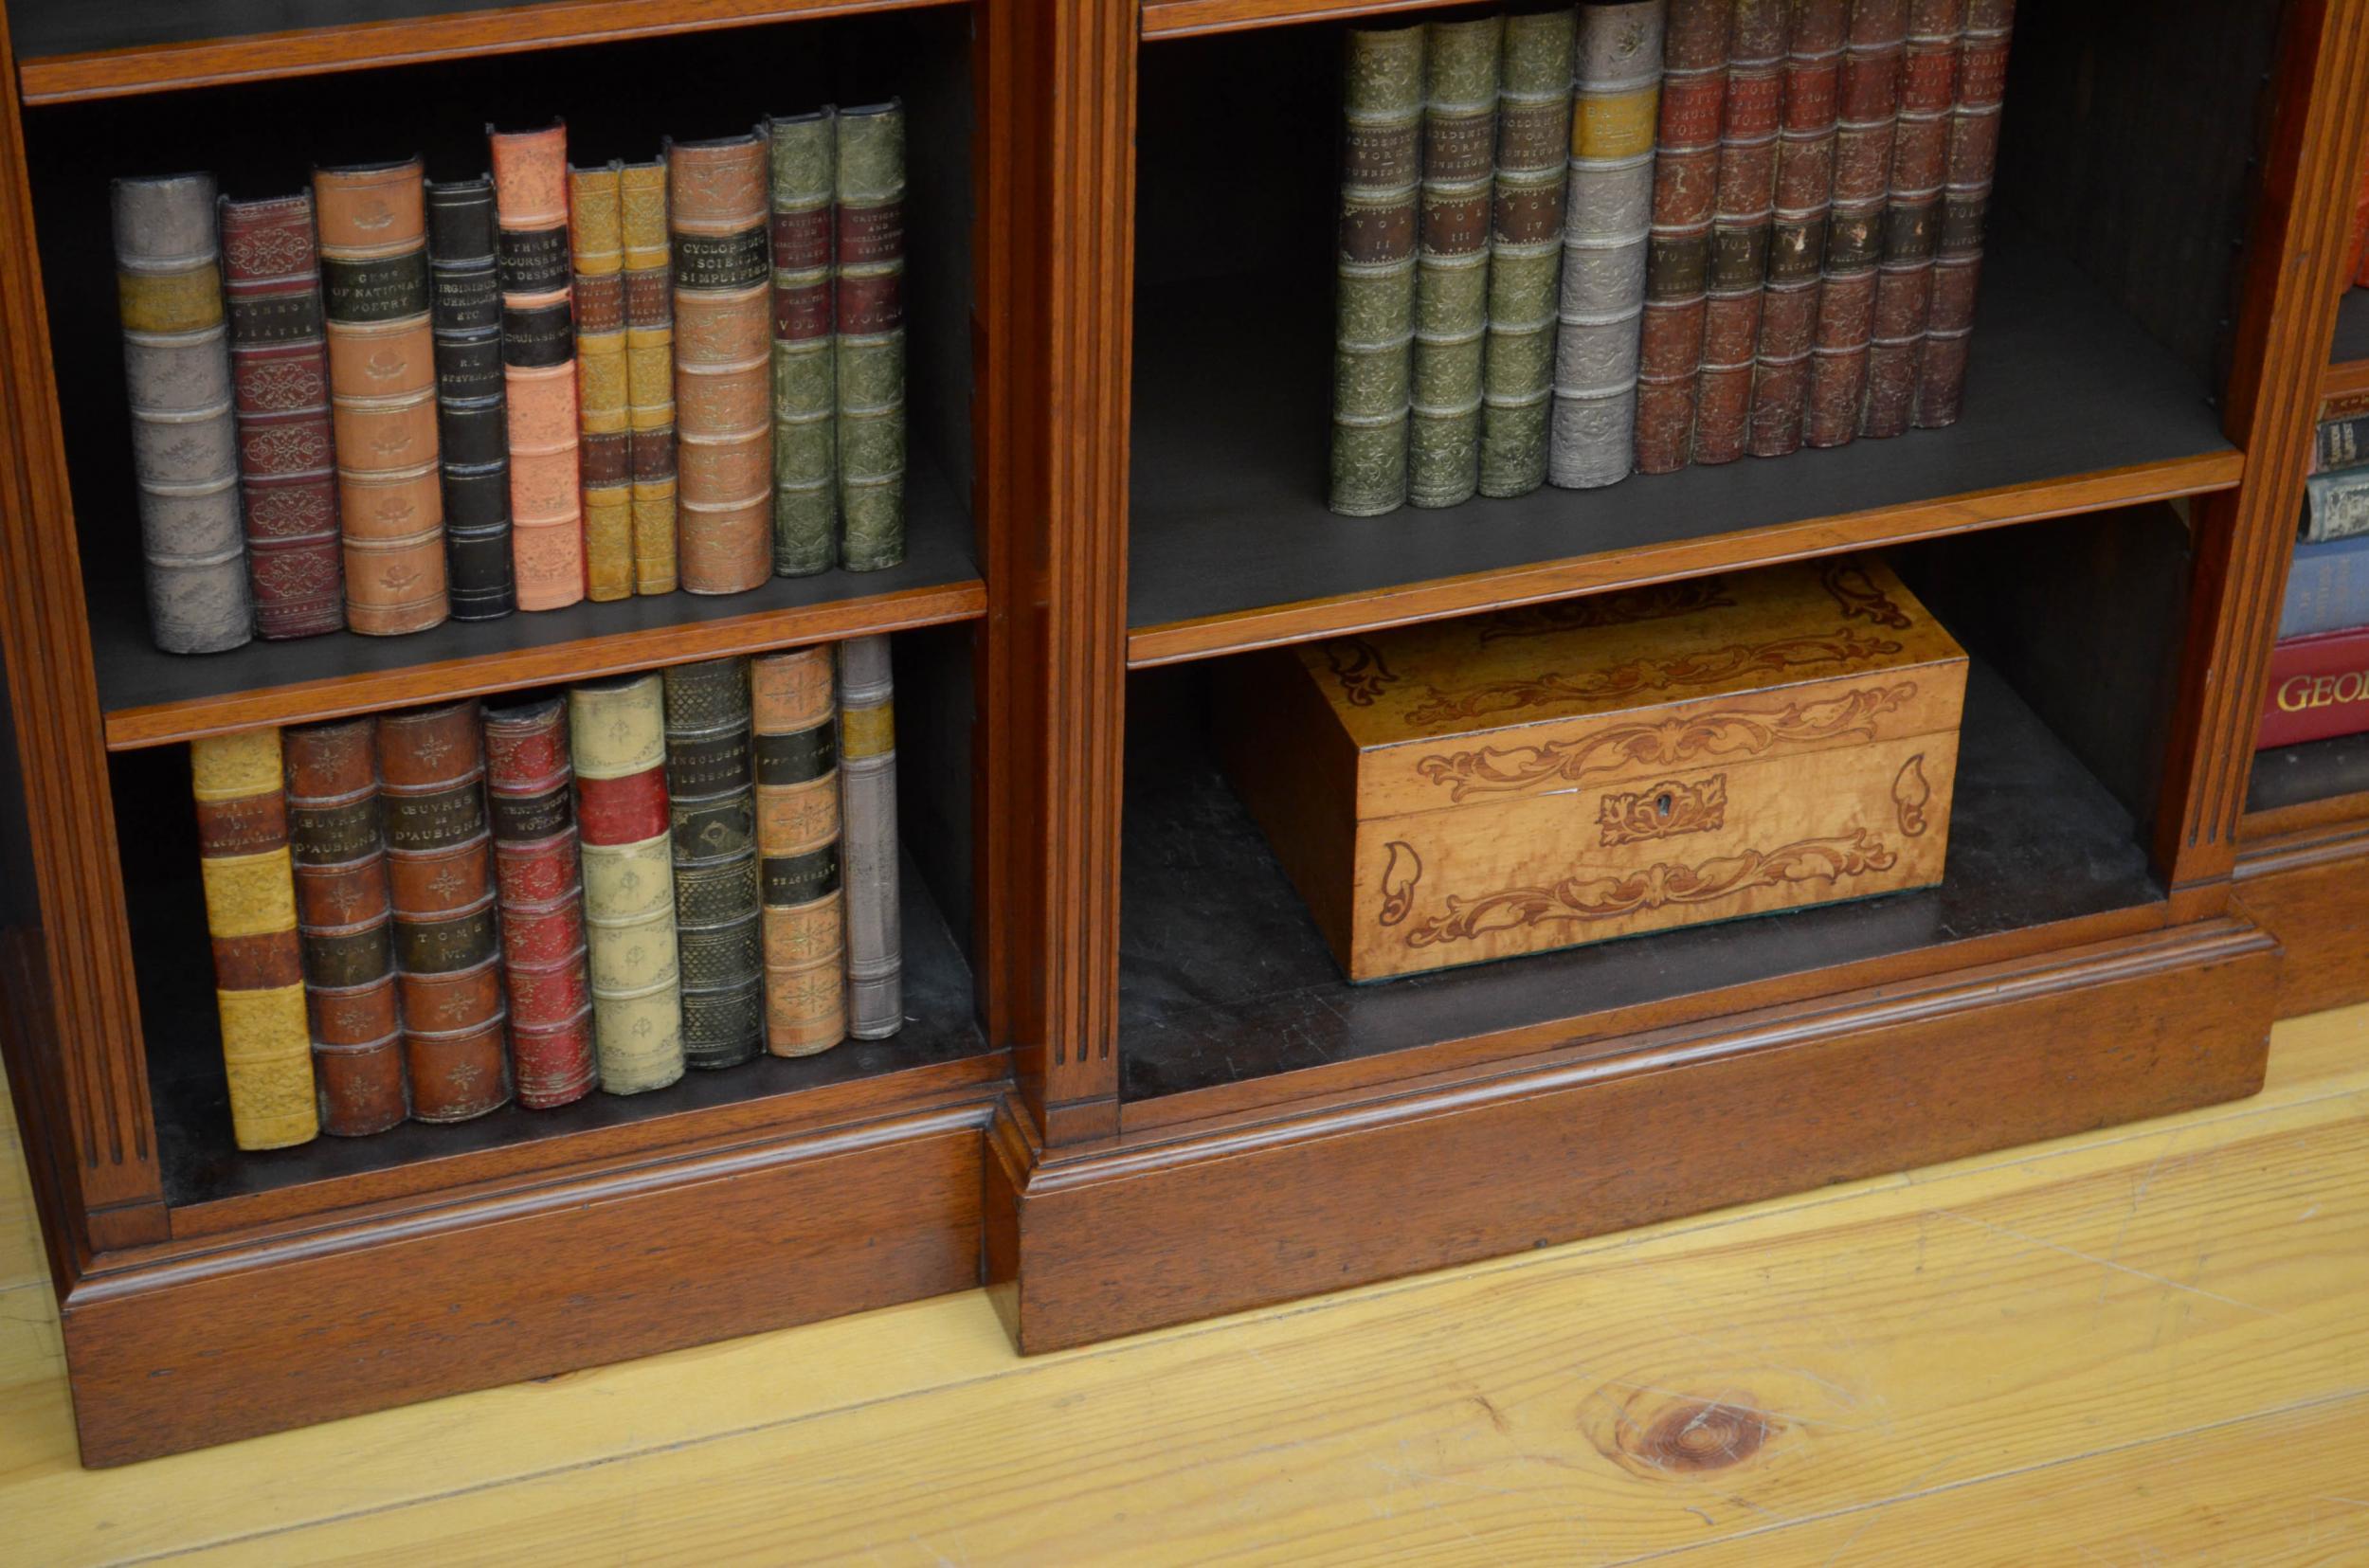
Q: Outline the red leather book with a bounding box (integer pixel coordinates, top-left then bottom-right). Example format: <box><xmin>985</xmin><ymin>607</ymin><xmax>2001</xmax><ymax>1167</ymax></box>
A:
<box><xmin>379</xmin><ymin>700</ymin><xmax>512</xmax><ymax>1122</ymax></box>
<box><xmin>1804</xmin><ymin>0</ymin><xmax>1904</xmax><ymax>447</ymax></box>
<box><xmin>2258</xmin><ymin>626</ymin><xmax>2369</xmax><ymax>750</ymax></box>
<box><xmin>483</xmin><ymin>694</ymin><xmax>598</xmax><ymax>1108</ymax></box>
<box><xmin>1859</xmin><ymin>0</ymin><xmax>1961</xmax><ymax>439</ymax></box>
<box><xmin>1634</xmin><ymin>0</ymin><xmax>1730</xmax><ymax>476</ymax></box>
<box><xmin>1747</xmin><ymin>0</ymin><xmax>1847</xmax><ymax>457</ymax></box>
<box><xmin>218</xmin><ymin>192</ymin><xmax>345</xmax><ymax>640</ymax></box>
<box><xmin>1692</xmin><ymin>0</ymin><xmax>1788</xmax><ymax>466</ymax></box>
<box><xmin>1913</xmin><ymin>0</ymin><xmax>2014</xmax><ymax>428</ymax></box>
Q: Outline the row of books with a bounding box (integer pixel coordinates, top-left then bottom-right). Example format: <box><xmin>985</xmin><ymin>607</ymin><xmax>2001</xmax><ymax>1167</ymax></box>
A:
<box><xmin>2260</xmin><ymin>398</ymin><xmax>2369</xmax><ymax>750</ymax></box>
<box><xmin>192</xmin><ymin>637</ymin><xmax>901</xmax><ymax>1152</ymax></box>
<box><xmin>118</xmin><ymin>105</ymin><xmax>908</xmax><ymax>657</ymax></box>
<box><xmin>1329</xmin><ymin>0</ymin><xmax>2015</xmax><ymax>516</ymax></box>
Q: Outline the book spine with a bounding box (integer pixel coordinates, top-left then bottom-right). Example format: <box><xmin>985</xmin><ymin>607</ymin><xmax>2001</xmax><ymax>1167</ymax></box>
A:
<box><xmin>1634</xmin><ymin>0</ymin><xmax>1731</xmax><ymax>475</ymax></box>
<box><xmin>2318</xmin><ymin>413</ymin><xmax>2369</xmax><ymax>475</ymax></box>
<box><xmin>425</xmin><ymin>175</ymin><xmax>517</xmax><ymax>622</ymax></box>
<box><xmin>570</xmin><ymin>673</ymin><xmax>687</xmax><ymax>1092</ymax></box>
<box><xmin>2281</xmin><ymin>536</ymin><xmax>2369</xmax><ymax>640</ymax></box>
<box><xmin>2306</xmin><ymin>471</ymin><xmax>2369</xmax><ymax>544</ymax></box>
<box><xmin>1859</xmin><ymin>0</ymin><xmax>1959</xmax><ymax>439</ymax></box>
<box><xmin>1804</xmin><ymin>0</ymin><xmax>1904</xmax><ymax>446</ymax></box>
<box><xmin>621</xmin><ymin>159</ymin><xmax>679</xmax><ymax>595</ymax></box>
<box><xmin>670</xmin><ymin>132</ymin><xmax>774</xmax><ymax>595</ymax></box>
<box><xmin>2259</xmin><ymin>627</ymin><xmax>2369</xmax><ymax>749</ymax></box>
<box><xmin>218</xmin><ymin>191</ymin><xmax>345</xmax><ymax>640</ymax></box>
<box><xmin>1694</xmin><ymin>0</ymin><xmax>1789</xmax><ymax>464</ymax></box>
<box><xmin>838</xmin><ymin>635</ymin><xmax>901</xmax><ymax>1038</ymax></box>
<box><xmin>1547</xmin><ymin>0</ymin><xmax>1662</xmax><ymax>492</ymax></box>
<box><xmin>836</xmin><ymin>103</ymin><xmax>908</xmax><ymax>568</ymax></box>
<box><xmin>769</xmin><ymin>110</ymin><xmax>839</xmax><ymax>573</ymax></box>
<box><xmin>378</xmin><ymin>700</ymin><xmax>512</xmax><ymax>1122</ymax></box>
<box><xmin>490</xmin><ymin>122</ymin><xmax>586</xmax><ymax>612</ymax></box>
<box><xmin>570</xmin><ymin>163</ymin><xmax>634</xmax><ymax>603</ymax></box>
<box><xmin>662</xmin><ymin>657</ymin><xmax>765</xmax><ymax>1069</ymax></box>
<box><xmin>1746</xmin><ymin>0</ymin><xmax>1846</xmax><ymax>457</ymax></box>
<box><xmin>1408</xmin><ymin>18</ymin><xmax>1500</xmax><ymax>508</ymax></box>
<box><xmin>1912</xmin><ymin>0</ymin><xmax>2012</xmax><ymax>429</ymax></box>
<box><xmin>1330</xmin><ymin>21</ymin><xmax>1425</xmax><ymax>517</ymax></box>
<box><xmin>314</xmin><ymin>158</ymin><xmax>450</xmax><ymax>635</ymax></box>
<box><xmin>482</xmin><ymin>695</ymin><xmax>598</xmax><ymax>1108</ymax></box>
<box><xmin>282</xmin><ymin>716</ymin><xmax>407</xmax><ymax>1135</ymax></box>
<box><xmin>1475</xmin><ymin>8</ymin><xmax>1576</xmax><ymax>500</ymax></box>
<box><xmin>116</xmin><ymin>173</ymin><xmax>254</xmax><ymax>655</ymax></box>
<box><xmin>752</xmin><ymin>647</ymin><xmax>845</xmax><ymax>1054</ymax></box>
<box><xmin>190</xmin><ymin>729</ymin><xmax>316</xmax><ymax>1149</ymax></box>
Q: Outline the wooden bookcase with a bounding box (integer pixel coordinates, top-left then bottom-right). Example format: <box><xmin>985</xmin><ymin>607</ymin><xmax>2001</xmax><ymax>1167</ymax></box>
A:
<box><xmin>0</xmin><ymin>0</ymin><xmax>2362</xmax><ymax>1466</ymax></box>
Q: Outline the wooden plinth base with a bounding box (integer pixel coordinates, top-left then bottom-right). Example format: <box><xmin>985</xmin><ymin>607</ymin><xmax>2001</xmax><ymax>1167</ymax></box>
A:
<box><xmin>2238</xmin><ymin>820</ymin><xmax>2369</xmax><ymax>1018</ymax></box>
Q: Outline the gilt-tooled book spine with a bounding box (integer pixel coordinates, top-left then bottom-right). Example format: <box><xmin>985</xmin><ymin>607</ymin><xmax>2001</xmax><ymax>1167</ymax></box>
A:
<box><xmin>1633</xmin><ymin>0</ymin><xmax>1731</xmax><ymax>475</ymax></box>
<box><xmin>836</xmin><ymin>103</ymin><xmax>907</xmax><ymax>569</ymax></box>
<box><xmin>191</xmin><ymin>729</ymin><xmax>316</xmax><ymax>1150</ymax></box>
<box><xmin>425</xmin><ymin>176</ymin><xmax>516</xmax><ymax>622</ymax></box>
<box><xmin>838</xmin><ymin>635</ymin><xmax>901</xmax><ymax>1038</ymax></box>
<box><xmin>669</xmin><ymin>132</ymin><xmax>774</xmax><ymax>595</ymax></box>
<box><xmin>1804</xmin><ymin>0</ymin><xmax>1904</xmax><ymax>447</ymax></box>
<box><xmin>314</xmin><ymin>158</ymin><xmax>450</xmax><ymax>635</ymax></box>
<box><xmin>621</xmin><ymin>159</ymin><xmax>679</xmax><ymax>595</ymax></box>
<box><xmin>1692</xmin><ymin>0</ymin><xmax>1788</xmax><ymax>465</ymax></box>
<box><xmin>282</xmin><ymin>717</ymin><xmax>407</xmax><ymax>1136</ymax></box>
<box><xmin>116</xmin><ymin>173</ymin><xmax>253</xmax><ymax>655</ymax></box>
<box><xmin>663</xmin><ymin>658</ymin><xmax>764</xmax><ymax>1068</ymax></box>
<box><xmin>490</xmin><ymin>122</ymin><xmax>585</xmax><ymax>611</ymax></box>
<box><xmin>769</xmin><ymin>110</ymin><xmax>838</xmax><ymax>574</ymax></box>
<box><xmin>1746</xmin><ymin>0</ymin><xmax>1847</xmax><ymax>456</ymax></box>
<box><xmin>218</xmin><ymin>191</ymin><xmax>344</xmax><ymax>640</ymax></box>
<box><xmin>379</xmin><ymin>700</ymin><xmax>512</xmax><ymax>1122</ymax></box>
<box><xmin>1408</xmin><ymin>18</ymin><xmax>1499</xmax><ymax>509</ymax></box>
<box><xmin>1859</xmin><ymin>0</ymin><xmax>1960</xmax><ymax>439</ymax></box>
<box><xmin>570</xmin><ymin>163</ymin><xmax>634</xmax><ymax>602</ymax></box>
<box><xmin>1912</xmin><ymin>0</ymin><xmax>2011</xmax><ymax>429</ymax></box>
<box><xmin>570</xmin><ymin>673</ymin><xmax>686</xmax><ymax>1092</ymax></box>
<box><xmin>752</xmin><ymin>647</ymin><xmax>844</xmax><ymax>1054</ymax></box>
<box><xmin>1475</xmin><ymin>9</ymin><xmax>1575</xmax><ymax>500</ymax></box>
<box><xmin>482</xmin><ymin>695</ymin><xmax>598</xmax><ymax>1108</ymax></box>
<box><xmin>1329</xmin><ymin>21</ymin><xmax>1424</xmax><ymax>517</ymax></box>
<box><xmin>1546</xmin><ymin>0</ymin><xmax>1661</xmax><ymax>492</ymax></box>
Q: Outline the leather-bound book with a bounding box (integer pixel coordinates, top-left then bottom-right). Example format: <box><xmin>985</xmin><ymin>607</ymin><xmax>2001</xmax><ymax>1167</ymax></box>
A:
<box><xmin>838</xmin><ymin>635</ymin><xmax>901</xmax><ymax>1038</ymax></box>
<box><xmin>570</xmin><ymin>673</ymin><xmax>686</xmax><ymax>1092</ymax></box>
<box><xmin>314</xmin><ymin>158</ymin><xmax>449</xmax><ymax>636</ymax></box>
<box><xmin>1746</xmin><ymin>0</ymin><xmax>1847</xmax><ymax>457</ymax></box>
<box><xmin>1474</xmin><ymin>9</ymin><xmax>1574</xmax><ymax>500</ymax></box>
<box><xmin>1913</xmin><ymin>0</ymin><xmax>2012</xmax><ymax>428</ymax></box>
<box><xmin>1804</xmin><ymin>0</ymin><xmax>1904</xmax><ymax>446</ymax></box>
<box><xmin>482</xmin><ymin>695</ymin><xmax>598</xmax><ymax>1108</ymax></box>
<box><xmin>1408</xmin><ymin>19</ymin><xmax>1499</xmax><ymax>509</ymax></box>
<box><xmin>1329</xmin><ymin>20</ymin><xmax>1424</xmax><ymax>517</ymax></box>
<box><xmin>751</xmin><ymin>647</ymin><xmax>843</xmax><ymax>1054</ymax></box>
<box><xmin>425</xmin><ymin>175</ymin><xmax>516</xmax><ymax>622</ymax></box>
<box><xmin>379</xmin><ymin>700</ymin><xmax>512</xmax><ymax>1122</ymax></box>
<box><xmin>282</xmin><ymin>717</ymin><xmax>407</xmax><ymax>1136</ymax></box>
<box><xmin>218</xmin><ymin>191</ymin><xmax>344</xmax><ymax>640</ymax></box>
<box><xmin>115</xmin><ymin>173</ymin><xmax>253</xmax><ymax>655</ymax></box>
<box><xmin>1547</xmin><ymin>1</ymin><xmax>1662</xmax><ymax>492</ymax></box>
<box><xmin>1633</xmin><ymin>0</ymin><xmax>1731</xmax><ymax>475</ymax></box>
<box><xmin>1859</xmin><ymin>0</ymin><xmax>1960</xmax><ymax>439</ymax></box>
<box><xmin>669</xmin><ymin>131</ymin><xmax>773</xmax><ymax>595</ymax></box>
<box><xmin>190</xmin><ymin>729</ymin><xmax>316</xmax><ymax>1149</ymax></box>
<box><xmin>621</xmin><ymin>158</ymin><xmax>679</xmax><ymax>595</ymax></box>
<box><xmin>1692</xmin><ymin>0</ymin><xmax>1788</xmax><ymax>465</ymax></box>
<box><xmin>490</xmin><ymin>122</ymin><xmax>585</xmax><ymax>611</ymax></box>
<box><xmin>571</xmin><ymin>163</ymin><xmax>634</xmax><ymax>602</ymax></box>
<box><xmin>662</xmin><ymin>658</ymin><xmax>764</xmax><ymax>1069</ymax></box>
<box><xmin>769</xmin><ymin>110</ymin><xmax>838</xmax><ymax>573</ymax></box>
<box><xmin>835</xmin><ymin>103</ymin><xmax>907</xmax><ymax>568</ymax></box>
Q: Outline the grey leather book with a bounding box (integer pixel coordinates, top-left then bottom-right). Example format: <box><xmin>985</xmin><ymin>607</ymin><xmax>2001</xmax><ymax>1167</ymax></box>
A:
<box><xmin>663</xmin><ymin>656</ymin><xmax>765</xmax><ymax>1070</ymax></box>
<box><xmin>1408</xmin><ymin>14</ymin><xmax>1501</xmax><ymax>509</ymax></box>
<box><xmin>837</xmin><ymin>635</ymin><xmax>902</xmax><ymax>1039</ymax></box>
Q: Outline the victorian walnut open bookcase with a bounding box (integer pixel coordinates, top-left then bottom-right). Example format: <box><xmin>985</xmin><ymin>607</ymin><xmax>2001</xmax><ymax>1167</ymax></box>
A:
<box><xmin>0</xmin><ymin>0</ymin><xmax>2362</xmax><ymax>1466</ymax></box>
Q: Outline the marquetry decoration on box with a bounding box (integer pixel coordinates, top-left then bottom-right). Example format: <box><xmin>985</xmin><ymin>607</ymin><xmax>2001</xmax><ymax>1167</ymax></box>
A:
<box><xmin>1216</xmin><ymin>557</ymin><xmax>1965</xmax><ymax>982</ymax></box>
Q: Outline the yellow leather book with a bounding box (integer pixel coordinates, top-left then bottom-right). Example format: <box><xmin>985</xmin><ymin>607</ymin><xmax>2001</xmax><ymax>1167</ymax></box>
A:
<box><xmin>572</xmin><ymin>162</ymin><xmax>633</xmax><ymax>603</ymax></box>
<box><xmin>622</xmin><ymin>157</ymin><xmax>678</xmax><ymax>596</ymax></box>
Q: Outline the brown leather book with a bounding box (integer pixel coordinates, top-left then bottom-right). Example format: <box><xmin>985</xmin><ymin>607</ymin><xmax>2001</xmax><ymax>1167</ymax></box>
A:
<box><xmin>1913</xmin><ymin>0</ymin><xmax>2013</xmax><ymax>428</ymax></box>
<box><xmin>1804</xmin><ymin>0</ymin><xmax>1905</xmax><ymax>447</ymax></box>
<box><xmin>1860</xmin><ymin>0</ymin><xmax>1961</xmax><ymax>439</ymax></box>
<box><xmin>1747</xmin><ymin>0</ymin><xmax>1849</xmax><ymax>457</ymax></box>
<box><xmin>571</xmin><ymin>162</ymin><xmax>634</xmax><ymax>602</ymax></box>
<box><xmin>1633</xmin><ymin>0</ymin><xmax>1732</xmax><ymax>475</ymax></box>
<box><xmin>1693</xmin><ymin>0</ymin><xmax>1788</xmax><ymax>465</ymax></box>
<box><xmin>491</xmin><ymin>121</ymin><xmax>587</xmax><ymax>611</ymax></box>
<box><xmin>751</xmin><ymin>647</ymin><xmax>844</xmax><ymax>1054</ymax></box>
<box><xmin>667</xmin><ymin>132</ymin><xmax>773</xmax><ymax>595</ymax></box>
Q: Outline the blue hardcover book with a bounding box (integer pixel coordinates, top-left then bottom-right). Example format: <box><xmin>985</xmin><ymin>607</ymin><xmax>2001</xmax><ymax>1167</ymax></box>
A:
<box><xmin>2281</xmin><ymin>532</ymin><xmax>2369</xmax><ymax>638</ymax></box>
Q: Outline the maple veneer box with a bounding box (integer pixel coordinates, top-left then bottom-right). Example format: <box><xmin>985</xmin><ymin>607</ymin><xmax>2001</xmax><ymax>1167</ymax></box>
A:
<box><xmin>1215</xmin><ymin>558</ymin><xmax>1968</xmax><ymax>982</ymax></box>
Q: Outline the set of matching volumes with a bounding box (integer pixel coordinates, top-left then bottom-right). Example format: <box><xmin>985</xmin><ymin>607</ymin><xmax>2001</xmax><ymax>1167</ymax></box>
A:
<box><xmin>190</xmin><ymin>636</ymin><xmax>906</xmax><ymax>1150</ymax></box>
<box><xmin>115</xmin><ymin>104</ymin><xmax>911</xmax><ymax>655</ymax></box>
<box><xmin>1329</xmin><ymin>0</ymin><xmax>2016</xmax><ymax>515</ymax></box>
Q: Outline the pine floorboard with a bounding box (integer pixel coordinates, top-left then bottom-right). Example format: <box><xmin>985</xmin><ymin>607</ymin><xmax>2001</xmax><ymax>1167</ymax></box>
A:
<box><xmin>0</xmin><ymin>1003</ymin><xmax>2364</xmax><ymax>1565</ymax></box>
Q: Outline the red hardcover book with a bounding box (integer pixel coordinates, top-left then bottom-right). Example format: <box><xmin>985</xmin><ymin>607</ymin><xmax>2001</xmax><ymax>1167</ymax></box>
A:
<box><xmin>1692</xmin><ymin>0</ymin><xmax>1789</xmax><ymax>465</ymax></box>
<box><xmin>483</xmin><ymin>695</ymin><xmax>598</xmax><ymax>1108</ymax></box>
<box><xmin>2258</xmin><ymin>626</ymin><xmax>2369</xmax><ymax>749</ymax></box>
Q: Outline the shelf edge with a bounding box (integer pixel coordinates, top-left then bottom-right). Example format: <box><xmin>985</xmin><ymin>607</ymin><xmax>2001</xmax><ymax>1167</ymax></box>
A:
<box><xmin>1140</xmin><ymin>0</ymin><xmax>1479</xmax><ymax>41</ymax></box>
<box><xmin>2324</xmin><ymin>359</ymin><xmax>2369</xmax><ymax>401</ymax></box>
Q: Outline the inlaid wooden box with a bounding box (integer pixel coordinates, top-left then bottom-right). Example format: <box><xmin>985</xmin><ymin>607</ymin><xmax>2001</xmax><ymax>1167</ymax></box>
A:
<box><xmin>1216</xmin><ymin>559</ymin><xmax>1968</xmax><ymax>982</ymax></box>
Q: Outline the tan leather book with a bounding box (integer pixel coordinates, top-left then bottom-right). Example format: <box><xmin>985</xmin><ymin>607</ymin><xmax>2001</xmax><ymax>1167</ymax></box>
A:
<box><xmin>621</xmin><ymin>157</ymin><xmax>679</xmax><ymax>595</ymax></box>
<box><xmin>491</xmin><ymin>121</ymin><xmax>587</xmax><ymax>610</ymax></box>
<box><xmin>571</xmin><ymin>162</ymin><xmax>634</xmax><ymax>602</ymax></box>
<box><xmin>667</xmin><ymin>132</ymin><xmax>773</xmax><ymax>595</ymax></box>
<box><xmin>751</xmin><ymin>646</ymin><xmax>844</xmax><ymax>1054</ymax></box>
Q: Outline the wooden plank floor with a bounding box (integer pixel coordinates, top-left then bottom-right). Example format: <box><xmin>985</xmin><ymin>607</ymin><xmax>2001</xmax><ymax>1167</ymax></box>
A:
<box><xmin>4</xmin><ymin>1003</ymin><xmax>2367</xmax><ymax>1565</ymax></box>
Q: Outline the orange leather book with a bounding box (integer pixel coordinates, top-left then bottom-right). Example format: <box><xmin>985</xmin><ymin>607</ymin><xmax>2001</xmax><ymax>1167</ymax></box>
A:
<box><xmin>751</xmin><ymin>647</ymin><xmax>844</xmax><ymax>1054</ymax></box>
<box><xmin>491</xmin><ymin>121</ymin><xmax>587</xmax><ymax>611</ymax></box>
<box><xmin>667</xmin><ymin>132</ymin><xmax>773</xmax><ymax>595</ymax></box>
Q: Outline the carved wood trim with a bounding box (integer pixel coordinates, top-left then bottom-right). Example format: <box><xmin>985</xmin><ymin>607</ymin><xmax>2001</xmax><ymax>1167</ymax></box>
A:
<box><xmin>1403</xmin><ymin>629</ymin><xmax>1906</xmax><ymax>727</ymax></box>
<box><xmin>1599</xmin><ymin>776</ymin><xmax>1727</xmax><ymax>847</ymax></box>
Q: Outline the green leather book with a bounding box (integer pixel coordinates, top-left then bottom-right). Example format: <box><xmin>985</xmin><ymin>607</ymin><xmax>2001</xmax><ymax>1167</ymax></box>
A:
<box><xmin>1407</xmin><ymin>14</ymin><xmax>1501</xmax><ymax>509</ymax></box>
<box><xmin>836</xmin><ymin>101</ymin><xmax>907</xmax><ymax>571</ymax></box>
<box><xmin>769</xmin><ymin>109</ymin><xmax>838</xmax><ymax>576</ymax></box>
<box><xmin>1329</xmin><ymin>20</ymin><xmax>1425</xmax><ymax>517</ymax></box>
<box><xmin>1477</xmin><ymin>7</ymin><xmax>1578</xmax><ymax>498</ymax></box>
